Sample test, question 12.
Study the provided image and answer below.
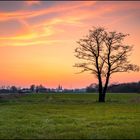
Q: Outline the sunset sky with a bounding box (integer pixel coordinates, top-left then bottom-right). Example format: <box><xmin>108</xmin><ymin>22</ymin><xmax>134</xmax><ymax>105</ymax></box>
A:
<box><xmin>0</xmin><ymin>1</ymin><xmax>140</xmax><ymax>88</ymax></box>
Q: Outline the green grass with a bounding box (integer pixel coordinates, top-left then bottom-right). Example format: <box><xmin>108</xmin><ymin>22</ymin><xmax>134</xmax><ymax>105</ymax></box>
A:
<box><xmin>0</xmin><ymin>93</ymin><xmax>140</xmax><ymax>139</ymax></box>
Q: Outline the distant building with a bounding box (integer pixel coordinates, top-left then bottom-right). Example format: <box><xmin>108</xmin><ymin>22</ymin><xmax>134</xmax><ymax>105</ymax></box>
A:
<box><xmin>19</xmin><ymin>88</ymin><xmax>31</xmax><ymax>93</ymax></box>
<box><xmin>56</xmin><ymin>85</ymin><xmax>63</xmax><ymax>92</ymax></box>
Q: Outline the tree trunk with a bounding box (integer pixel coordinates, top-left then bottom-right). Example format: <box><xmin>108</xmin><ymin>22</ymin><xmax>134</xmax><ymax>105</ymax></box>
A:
<box><xmin>102</xmin><ymin>74</ymin><xmax>110</xmax><ymax>102</ymax></box>
<box><xmin>99</xmin><ymin>93</ymin><xmax>104</xmax><ymax>102</ymax></box>
<box><xmin>98</xmin><ymin>77</ymin><xmax>104</xmax><ymax>102</ymax></box>
<box><xmin>101</xmin><ymin>92</ymin><xmax>106</xmax><ymax>102</ymax></box>
<box><xmin>99</xmin><ymin>92</ymin><xmax>105</xmax><ymax>102</ymax></box>
<box><xmin>99</xmin><ymin>91</ymin><xmax>102</xmax><ymax>102</ymax></box>
<box><xmin>98</xmin><ymin>74</ymin><xmax>110</xmax><ymax>102</ymax></box>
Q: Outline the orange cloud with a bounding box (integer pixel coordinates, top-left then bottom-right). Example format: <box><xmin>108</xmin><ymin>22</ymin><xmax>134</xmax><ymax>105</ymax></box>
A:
<box><xmin>0</xmin><ymin>1</ymin><xmax>96</xmax><ymax>22</ymax></box>
<box><xmin>0</xmin><ymin>1</ymin><xmax>98</xmax><ymax>48</ymax></box>
<box><xmin>25</xmin><ymin>1</ymin><xmax>41</xmax><ymax>6</ymax></box>
<box><xmin>1</xmin><ymin>1</ymin><xmax>139</xmax><ymax>48</ymax></box>
<box><xmin>0</xmin><ymin>2</ymin><xmax>96</xmax><ymax>47</ymax></box>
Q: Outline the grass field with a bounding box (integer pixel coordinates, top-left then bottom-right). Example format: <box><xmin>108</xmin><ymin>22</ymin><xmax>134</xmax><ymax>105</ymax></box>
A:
<box><xmin>0</xmin><ymin>93</ymin><xmax>140</xmax><ymax>139</ymax></box>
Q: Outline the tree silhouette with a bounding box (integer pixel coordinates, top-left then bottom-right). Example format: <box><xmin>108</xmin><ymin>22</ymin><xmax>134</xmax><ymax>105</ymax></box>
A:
<box><xmin>30</xmin><ymin>84</ymin><xmax>36</xmax><ymax>93</ymax></box>
<box><xmin>10</xmin><ymin>86</ymin><xmax>18</xmax><ymax>93</ymax></box>
<box><xmin>74</xmin><ymin>27</ymin><xmax>139</xmax><ymax>102</ymax></box>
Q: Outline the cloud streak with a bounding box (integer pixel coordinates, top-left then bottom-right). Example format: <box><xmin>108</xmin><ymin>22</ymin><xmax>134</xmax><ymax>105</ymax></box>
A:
<box><xmin>0</xmin><ymin>1</ymin><xmax>96</xmax><ymax>22</ymax></box>
<box><xmin>0</xmin><ymin>1</ymin><xmax>140</xmax><ymax>47</ymax></box>
<box><xmin>25</xmin><ymin>1</ymin><xmax>41</xmax><ymax>6</ymax></box>
<box><xmin>0</xmin><ymin>1</ymin><xmax>97</xmax><ymax>47</ymax></box>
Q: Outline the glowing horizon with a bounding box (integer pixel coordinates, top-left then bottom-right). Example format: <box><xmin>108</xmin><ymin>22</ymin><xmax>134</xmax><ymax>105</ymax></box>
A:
<box><xmin>0</xmin><ymin>1</ymin><xmax>140</xmax><ymax>88</ymax></box>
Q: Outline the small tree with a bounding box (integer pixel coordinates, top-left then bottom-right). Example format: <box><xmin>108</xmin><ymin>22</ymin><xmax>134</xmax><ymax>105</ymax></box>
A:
<box><xmin>30</xmin><ymin>84</ymin><xmax>35</xmax><ymax>93</ymax></box>
<box><xmin>74</xmin><ymin>27</ymin><xmax>139</xmax><ymax>102</ymax></box>
<box><xmin>10</xmin><ymin>86</ymin><xmax>18</xmax><ymax>93</ymax></box>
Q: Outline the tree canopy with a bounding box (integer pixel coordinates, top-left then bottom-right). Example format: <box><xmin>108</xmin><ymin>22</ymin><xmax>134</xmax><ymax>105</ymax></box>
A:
<box><xmin>74</xmin><ymin>27</ymin><xmax>139</xmax><ymax>102</ymax></box>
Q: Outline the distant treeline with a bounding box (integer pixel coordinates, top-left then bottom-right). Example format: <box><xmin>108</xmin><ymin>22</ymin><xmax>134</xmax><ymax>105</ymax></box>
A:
<box><xmin>0</xmin><ymin>84</ymin><xmax>86</xmax><ymax>94</ymax></box>
<box><xmin>0</xmin><ymin>81</ymin><xmax>140</xmax><ymax>94</ymax></box>
<box><xmin>86</xmin><ymin>81</ymin><xmax>140</xmax><ymax>93</ymax></box>
<box><xmin>0</xmin><ymin>85</ymin><xmax>58</xmax><ymax>94</ymax></box>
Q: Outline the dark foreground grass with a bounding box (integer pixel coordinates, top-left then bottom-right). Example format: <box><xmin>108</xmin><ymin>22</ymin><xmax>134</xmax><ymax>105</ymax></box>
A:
<box><xmin>0</xmin><ymin>93</ymin><xmax>140</xmax><ymax>139</ymax></box>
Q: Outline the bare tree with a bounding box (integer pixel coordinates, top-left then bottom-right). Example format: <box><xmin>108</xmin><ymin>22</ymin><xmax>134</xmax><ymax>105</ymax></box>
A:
<box><xmin>74</xmin><ymin>27</ymin><xmax>139</xmax><ymax>102</ymax></box>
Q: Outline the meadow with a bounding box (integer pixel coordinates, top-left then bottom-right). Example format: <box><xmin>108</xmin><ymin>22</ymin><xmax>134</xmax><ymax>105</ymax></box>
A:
<box><xmin>0</xmin><ymin>93</ymin><xmax>140</xmax><ymax>139</ymax></box>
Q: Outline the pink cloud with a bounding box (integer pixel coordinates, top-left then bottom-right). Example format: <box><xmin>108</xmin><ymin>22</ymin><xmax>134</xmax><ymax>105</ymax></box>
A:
<box><xmin>0</xmin><ymin>1</ymin><xmax>96</xmax><ymax>22</ymax></box>
<box><xmin>25</xmin><ymin>1</ymin><xmax>41</xmax><ymax>6</ymax></box>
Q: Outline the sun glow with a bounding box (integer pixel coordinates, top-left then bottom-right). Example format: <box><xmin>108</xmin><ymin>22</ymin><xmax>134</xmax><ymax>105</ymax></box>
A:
<box><xmin>0</xmin><ymin>1</ymin><xmax>139</xmax><ymax>88</ymax></box>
